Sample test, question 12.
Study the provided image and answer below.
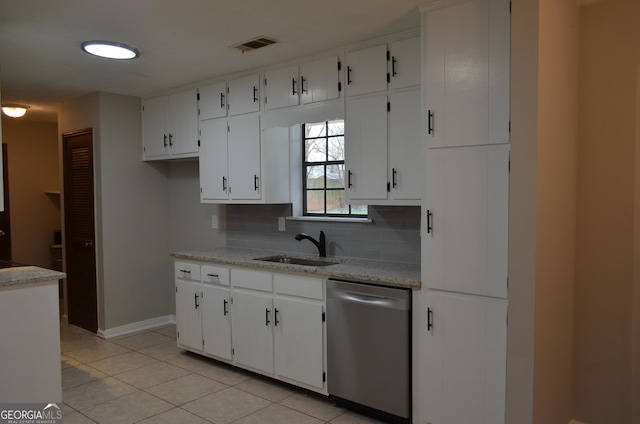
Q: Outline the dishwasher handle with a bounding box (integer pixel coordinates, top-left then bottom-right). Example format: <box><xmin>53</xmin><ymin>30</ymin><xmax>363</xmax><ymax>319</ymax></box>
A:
<box><xmin>329</xmin><ymin>288</ymin><xmax>408</xmax><ymax>310</ymax></box>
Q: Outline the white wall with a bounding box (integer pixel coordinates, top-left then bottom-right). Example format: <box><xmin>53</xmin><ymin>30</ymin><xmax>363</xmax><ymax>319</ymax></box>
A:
<box><xmin>59</xmin><ymin>92</ymin><xmax>174</xmax><ymax>331</ymax></box>
<box><xmin>167</xmin><ymin>161</ymin><xmax>226</xmax><ymax>252</ymax></box>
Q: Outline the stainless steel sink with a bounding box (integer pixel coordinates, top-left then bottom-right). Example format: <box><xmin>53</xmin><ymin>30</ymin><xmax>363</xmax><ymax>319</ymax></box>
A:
<box><xmin>254</xmin><ymin>255</ymin><xmax>340</xmax><ymax>267</ymax></box>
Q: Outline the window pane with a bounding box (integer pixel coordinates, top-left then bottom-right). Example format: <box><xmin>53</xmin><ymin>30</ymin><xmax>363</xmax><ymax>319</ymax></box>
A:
<box><xmin>305</xmin><ymin>139</ymin><xmax>326</xmax><ymax>163</ymax></box>
<box><xmin>327</xmin><ymin>136</ymin><xmax>344</xmax><ymax>161</ymax></box>
<box><xmin>306</xmin><ymin>165</ymin><xmax>325</xmax><ymax>188</ymax></box>
<box><xmin>327</xmin><ymin>120</ymin><xmax>344</xmax><ymax>136</ymax></box>
<box><xmin>305</xmin><ymin>122</ymin><xmax>326</xmax><ymax>138</ymax></box>
<box><xmin>306</xmin><ymin>191</ymin><xmax>325</xmax><ymax>214</ymax></box>
<box><xmin>350</xmin><ymin>204</ymin><xmax>369</xmax><ymax>216</ymax></box>
<box><xmin>326</xmin><ymin>190</ymin><xmax>348</xmax><ymax>214</ymax></box>
<box><xmin>327</xmin><ymin>164</ymin><xmax>344</xmax><ymax>188</ymax></box>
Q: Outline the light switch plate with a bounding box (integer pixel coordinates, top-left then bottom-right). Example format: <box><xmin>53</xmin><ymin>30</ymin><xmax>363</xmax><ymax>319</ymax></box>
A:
<box><xmin>211</xmin><ymin>215</ymin><xmax>219</xmax><ymax>229</ymax></box>
<box><xmin>278</xmin><ymin>217</ymin><xmax>286</xmax><ymax>231</ymax></box>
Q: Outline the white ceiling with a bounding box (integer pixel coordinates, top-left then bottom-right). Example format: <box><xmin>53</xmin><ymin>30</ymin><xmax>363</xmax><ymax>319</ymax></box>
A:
<box><xmin>0</xmin><ymin>0</ymin><xmax>421</xmax><ymax>122</ymax></box>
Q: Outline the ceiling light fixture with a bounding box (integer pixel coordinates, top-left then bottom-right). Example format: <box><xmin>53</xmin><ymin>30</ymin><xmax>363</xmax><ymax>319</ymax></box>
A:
<box><xmin>81</xmin><ymin>41</ymin><xmax>139</xmax><ymax>60</ymax></box>
<box><xmin>2</xmin><ymin>104</ymin><xmax>30</xmax><ymax>118</ymax></box>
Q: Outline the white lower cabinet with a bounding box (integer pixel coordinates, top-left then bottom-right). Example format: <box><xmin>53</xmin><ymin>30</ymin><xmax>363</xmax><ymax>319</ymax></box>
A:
<box><xmin>231</xmin><ymin>288</ymin><xmax>275</xmax><ymax>374</ymax></box>
<box><xmin>422</xmin><ymin>290</ymin><xmax>507</xmax><ymax>424</ymax></box>
<box><xmin>175</xmin><ymin>261</ymin><xmax>327</xmax><ymax>394</ymax></box>
<box><xmin>201</xmin><ymin>277</ymin><xmax>232</xmax><ymax>360</ymax></box>
<box><xmin>175</xmin><ymin>262</ymin><xmax>203</xmax><ymax>352</ymax></box>
<box><xmin>273</xmin><ymin>274</ymin><xmax>325</xmax><ymax>390</ymax></box>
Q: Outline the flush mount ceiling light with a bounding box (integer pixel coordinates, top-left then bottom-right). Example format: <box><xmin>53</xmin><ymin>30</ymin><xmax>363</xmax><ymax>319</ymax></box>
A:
<box><xmin>2</xmin><ymin>104</ymin><xmax>29</xmax><ymax>118</ymax></box>
<box><xmin>81</xmin><ymin>41</ymin><xmax>139</xmax><ymax>60</ymax></box>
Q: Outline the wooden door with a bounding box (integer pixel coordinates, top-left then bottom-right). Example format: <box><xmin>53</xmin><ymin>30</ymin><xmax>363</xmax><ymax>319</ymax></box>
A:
<box><xmin>0</xmin><ymin>145</ymin><xmax>11</xmax><ymax>260</ymax></box>
<box><xmin>63</xmin><ymin>129</ymin><xmax>98</xmax><ymax>332</ymax></box>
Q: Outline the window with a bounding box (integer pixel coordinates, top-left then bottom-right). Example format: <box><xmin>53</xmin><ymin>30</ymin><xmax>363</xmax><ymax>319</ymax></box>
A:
<box><xmin>302</xmin><ymin>120</ymin><xmax>367</xmax><ymax>217</ymax></box>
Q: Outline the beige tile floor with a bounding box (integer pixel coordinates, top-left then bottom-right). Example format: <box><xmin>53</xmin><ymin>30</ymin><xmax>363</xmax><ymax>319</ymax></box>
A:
<box><xmin>60</xmin><ymin>323</ymin><xmax>386</xmax><ymax>424</ymax></box>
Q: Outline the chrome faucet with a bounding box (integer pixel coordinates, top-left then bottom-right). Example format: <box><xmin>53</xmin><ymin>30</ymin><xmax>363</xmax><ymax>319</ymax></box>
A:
<box><xmin>295</xmin><ymin>231</ymin><xmax>327</xmax><ymax>257</ymax></box>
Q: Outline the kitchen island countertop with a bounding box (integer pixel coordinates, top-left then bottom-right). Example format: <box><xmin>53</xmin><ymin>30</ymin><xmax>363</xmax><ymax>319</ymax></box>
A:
<box><xmin>172</xmin><ymin>247</ymin><xmax>421</xmax><ymax>290</ymax></box>
<box><xmin>0</xmin><ymin>266</ymin><xmax>66</xmax><ymax>288</ymax></box>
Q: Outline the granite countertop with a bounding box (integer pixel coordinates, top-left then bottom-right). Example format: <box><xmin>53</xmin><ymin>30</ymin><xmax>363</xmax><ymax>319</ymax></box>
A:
<box><xmin>0</xmin><ymin>266</ymin><xmax>66</xmax><ymax>288</ymax></box>
<box><xmin>172</xmin><ymin>247</ymin><xmax>421</xmax><ymax>290</ymax></box>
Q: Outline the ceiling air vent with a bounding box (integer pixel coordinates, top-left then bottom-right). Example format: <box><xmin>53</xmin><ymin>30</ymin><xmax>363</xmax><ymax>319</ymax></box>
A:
<box><xmin>231</xmin><ymin>36</ymin><xmax>277</xmax><ymax>53</ymax></box>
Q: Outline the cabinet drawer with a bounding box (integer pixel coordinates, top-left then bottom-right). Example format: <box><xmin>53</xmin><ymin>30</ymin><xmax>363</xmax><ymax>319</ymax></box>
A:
<box><xmin>274</xmin><ymin>274</ymin><xmax>324</xmax><ymax>300</ymax></box>
<box><xmin>202</xmin><ymin>265</ymin><xmax>230</xmax><ymax>286</ymax></box>
<box><xmin>231</xmin><ymin>268</ymin><xmax>272</xmax><ymax>292</ymax></box>
<box><xmin>175</xmin><ymin>261</ymin><xmax>201</xmax><ymax>281</ymax></box>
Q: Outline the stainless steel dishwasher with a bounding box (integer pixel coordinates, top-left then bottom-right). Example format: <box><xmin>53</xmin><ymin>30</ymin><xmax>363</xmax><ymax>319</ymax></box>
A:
<box><xmin>326</xmin><ymin>278</ymin><xmax>411</xmax><ymax>423</ymax></box>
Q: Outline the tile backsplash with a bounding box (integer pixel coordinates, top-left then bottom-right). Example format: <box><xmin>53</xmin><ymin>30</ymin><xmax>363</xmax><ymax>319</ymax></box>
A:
<box><xmin>226</xmin><ymin>204</ymin><xmax>421</xmax><ymax>264</ymax></box>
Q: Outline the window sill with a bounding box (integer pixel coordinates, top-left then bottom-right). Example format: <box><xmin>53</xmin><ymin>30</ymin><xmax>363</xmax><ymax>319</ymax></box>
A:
<box><xmin>286</xmin><ymin>216</ymin><xmax>373</xmax><ymax>224</ymax></box>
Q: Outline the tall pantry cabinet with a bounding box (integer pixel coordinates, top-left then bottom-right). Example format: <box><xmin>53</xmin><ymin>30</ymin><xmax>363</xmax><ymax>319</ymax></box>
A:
<box><xmin>417</xmin><ymin>0</ymin><xmax>510</xmax><ymax>423</ymax></box>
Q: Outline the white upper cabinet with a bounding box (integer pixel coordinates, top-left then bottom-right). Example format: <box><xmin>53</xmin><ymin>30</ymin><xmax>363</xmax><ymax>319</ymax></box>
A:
<box><xmin>199</xmin><ymin>81</ymin><xmax>228</xmax><ymax>120</ymax></box>
<box><xmin>199</xmin><ymin>114</ymin><xmax>290</xmax><ymax>204</ymax></box>
<box><xmin>346</xmin><ymin>36</ymin><xmax>420</xmax><ymax>97</ymax></box>
<box><xmin>142</xmin><ymin>89</ymin><xmax>199</xmax><ymax>160</ymax></box>
<box><xmin>199</xmin><ymin>118</ymin><xmax>229</xmax><ymax>201</ymax></box>
<box><xmin>346</xmin><ymin>44</ymin><xmax>388</xmax><ymax>97</ymax></box>
<box><xmin>422</xmin><ymin>144</ymin><xmax>509</xmax><ymax>299</ymax></box>
<box><xmin>388</xmin><ymin>36</ymin><xmax>421</xmax><ymax>90</ymax></box>
<box><xmin>300</xmin><ymin>55</ymin><xmax>341</xmax><ymax>105</ymax></box>
<box><xmin>345</xmin><ymin>88</ymin><xmax>422</xmax><ymax>205</ymax></box>
<box><xmin>264</xmin><ymin>56</ymin><xmax>341</xmax><ymax>110</ymax></box>
<box><xmin>388</xmin><ymin>88</ymin><xmax>422</xmax><ymax>201</ymax></box>
<box><xmin>265</xmin><ymin>65</ymin><xmax>300</xmax><ymax>110</ymax></box>
<box><xmin>228</xmin><ymin>113</ymin><xmax>262</xmax><ymax>200</ymax></box>
<box><xmin>142</xmin><ymin>95</ymin><xmax>168</xmax><ymax>159</ymax></box>
<box><xmin>227</xmin><ymin>74</ymin><xmax>260</xmax><ymax>116</ymax></box>
<box><xmin>345</xmin><ymin>94</ymin><xmax>388</xmax><ymax>200</ymax></box>
<box><xmin>424</xmin><ymin>0</ymin><xmax>510</xmax><ymax>148</ymax></box>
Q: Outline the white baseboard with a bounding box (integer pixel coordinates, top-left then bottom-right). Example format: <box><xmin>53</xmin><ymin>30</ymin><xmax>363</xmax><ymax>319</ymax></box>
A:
<box><xmin>98</xmin><ymin>314</ymin><xmax>176</xmax><ymax>339</ymax></box>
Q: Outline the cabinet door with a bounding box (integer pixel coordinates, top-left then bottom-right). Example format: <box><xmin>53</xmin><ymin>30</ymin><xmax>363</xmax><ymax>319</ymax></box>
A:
<box><xmin>168</xmin><ymin>89</ymin><xmax>199</xmax><ymax>155</ymax></box>
<box><xmin>142</xmin><ymin>96</ymin><xmax>169</xmax><ymax>159</ymax></box>
<box><xmin>200</xmin><ymin>119</ymin><xmax>229</xmax><ymax>201</ymax></box>
<box><xmin>423</xmin><ymin>291</ymin><xmax>507</xmax><ymax>424</ymax></box>
<box><xmin>199</xmin><ymin>81</ymin><xmax>227</xmax><ymax>120</ymax></box>
<box><xmin>423</xmin><ymin>144</ymin><xmax>509</xmax><ymax>298</ymax></box>
<box><xmin>227</xmin><ymin>74</ymin><xmax>260</xmax><ymax>116</ymax></box>
<box><xmin>231</xmin><ymin>289</ymin><xmax>274</xmax><ymax>374</ymax></box>
<box><xmin>424</xmin><ymin>0</ymin><xmax>510</xmax><ymax>148</ymax></box>
<box><xmin>300</xmin><ymin>55</ymin><xmax>340</xmax><ymax>105</ymax></box>
<box><xmin>345</xmin><ymin>94</ymin><xmax>388</xmax><ymax>200</ymax></box>
<box><xmin>388</xmin><ymin>37</ymin><xmax>421</xmax><ymax>90</ymax></box>
<box><xmin>175</xmin><ymin>280</ymin><xmax>202</xmax><ymax>351</ymax></box>
<box><xmin>346</xmin><ymin>44</ymin><xmax>387</xmax><ymax>96</ymax></box>
<box><xmin>274</xmin><ymin>298</ymin><xmax>324</xmax><ymax>389</ymax></box>
<box><xmin>265</xmin><ymin>65</ymin><xmax>299</xmax><ymax>110</ymax></box>
<box><xmin>388</xmin><ymin>89</ymin><xmax>422</xmax><ymax>201</ymax></box>
<box><xmin>228</xmin><ymin>114</ymin><xmax>261</xmax><ymax>200</ymax></box>
<box><xmin>201</xmin><ymin>284</ymin><xmax>232</xmax><ymax>360</ymax></box>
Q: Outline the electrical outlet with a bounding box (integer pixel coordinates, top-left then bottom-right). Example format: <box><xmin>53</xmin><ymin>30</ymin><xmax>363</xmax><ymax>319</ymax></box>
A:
<box><xmin>211</xmin><ymin>215</ymin><xmax>219</xmax><ymax>229</ymax></box>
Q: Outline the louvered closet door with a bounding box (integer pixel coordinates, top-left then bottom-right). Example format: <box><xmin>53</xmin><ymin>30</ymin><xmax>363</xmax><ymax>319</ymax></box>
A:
<box><xmin>63</xmin><ymin>129</ymin><xmax>98</xmax><ymax>333</ymax></box>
